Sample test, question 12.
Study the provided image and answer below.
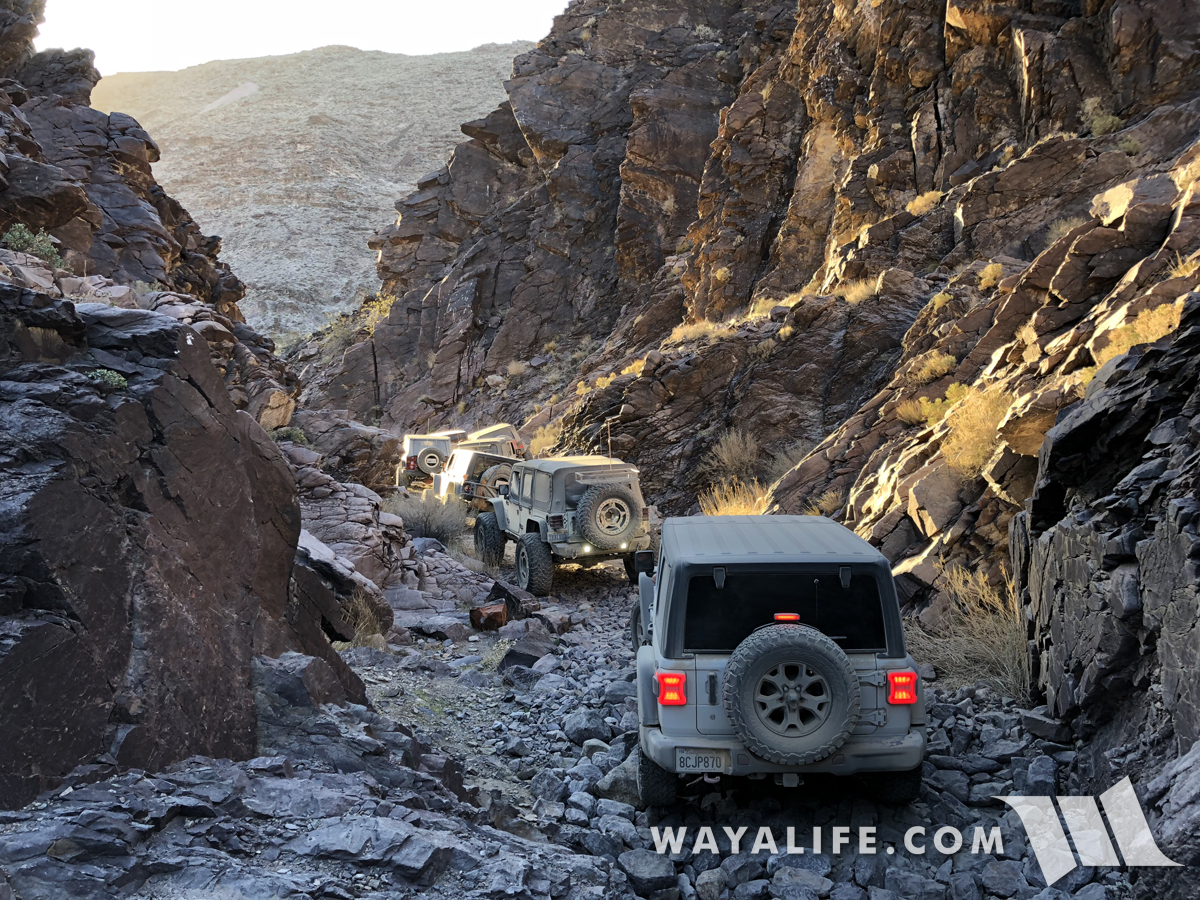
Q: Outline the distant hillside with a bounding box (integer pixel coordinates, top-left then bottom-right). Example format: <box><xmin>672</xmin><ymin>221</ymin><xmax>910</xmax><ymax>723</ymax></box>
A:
<box><xmin>91</xmin><ymin>42</ymin><xmax>530</xmax><ymax>340</ymax></box>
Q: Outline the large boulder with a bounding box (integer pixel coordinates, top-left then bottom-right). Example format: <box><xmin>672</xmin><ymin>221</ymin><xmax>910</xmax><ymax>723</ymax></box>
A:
<box><xmin>0</xmin><ymin>287</ymin><xmax>312</xmax><ymax>807</ymax></box>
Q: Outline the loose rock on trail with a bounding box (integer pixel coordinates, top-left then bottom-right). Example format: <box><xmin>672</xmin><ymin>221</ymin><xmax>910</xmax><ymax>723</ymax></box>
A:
<box><xmin>0</xmin><ymin>548</ymin><xmax>1132</xmax><ymax>900</ymax></box>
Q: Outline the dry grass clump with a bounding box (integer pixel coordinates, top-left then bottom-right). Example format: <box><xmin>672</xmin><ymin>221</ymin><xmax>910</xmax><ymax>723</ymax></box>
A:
<box><xmin>322</xmin><ymin>294</ymin><xmax>395</xmax><ymax>353</ymax></box>
<box><xmin>507</xmin><ymin>360</ymin><xmax>528</xmax><ymax>378</ymax></box>
<box><xmin>906</xmin><ymin>191</ymin><xmax>943</xmax><ymax>216</ymax></box>
<box><xmin>903</xmin><ymin>567</ymin><xmax>1030</xmax><ymax>699</ymax></box>
<box><xmin>751</xmin><ymin>338</ymin><xmax>778</xmax><ymax>360</ymax></box>
<box><xmin>748</xmin><ymin>296</ymin><xmax>779</xmax><ymax>319</ymax></box>
<box><xmin>942</xmin><ymin>385</ymin><xmax>1012</xmax><ymax>478</ymax></box>
<box><xmin>803</xmin><ymin>489</ymin><xmax>844</xmax><ymax>517</ymax></box>
<box><xmin>766</xmin><ymin>439</ymin><xmax>815</xmax><ymax>482</ymax></box>
<box><xmin>1168</xmin><ymin>251</ymin><xmax>1200</xmax><ymax>281</ymax></box>
<box><xmin>622</xmin><ymin>358</ymin><xmax>647</xmax><ymax>376</ymax></box>
<box><xmin>778</xmin><ymin>325</ymin><xmax>795</xmax><ymax>340</ymax></box>
<box><xmin>342</xmin><ymin>588</ymin><xmax>388</xmax><ymax>645</ymax></box>
<box><xmin>1046</xmin><ymin>215</ymin><xmax>1088</xmax><ymax>246</ymax></box>
<box><xmin>1093</xmin><ymin>301</ymin><xmax>1183</xmax><ymax>367</ymax></box>
<box><xmin>701</xmin><ymin>428</ymin><xmax>760</xmax><ymax>481</ymax></box>
<box><xmin>530</xmin><ymin>420</ymin><xmax>563</xmax><ymax>457</ymax></box>
<box><xmin>931</xmin><ymin>292</ymin><xmax>953</xmax><ymax>310</ymax></box>
<box><xmin>542</xmin><ymin>340</ymin><xmax>558</xmax><ymax>353</ymax></box>
<box><xmin>896</xmin><ymin>383</ymin><xmax>970</xmax><ymax>426</ymax></box>
<box><xmin>698</xmin><ymin>478</ymin><xmax>769</xmax><ymax>516</ymax></box>
<box><xmin>911</xmin><ymin>351</ymin><xmax>956</xmax><ymax>385</ymax></box>
<box><xmin>978</xmin><ymin>262</ymin><xmax>1004</xmax><ymax>290</ymax></box>
<box><xmin>837</xmin><ymin>278</ymin><xmax>877</xmax><ymax>304</ymax></box>
<box><xmin>382</xmin><ymin>492</ymin><xmax>467</xmax><ymax>546</ymax></box>
<box><xmin>666</xmin><ymin>319</ymin><xmax>736</xmax><ymax>344</ymax></box>
<box><xmin>1017</xmin><ymin>323</ymin><xmax>1038</xmax><ymax>346</ymax></box>
<box><xmin>1117</xmin><ymin>136</ymin><xmax>1142</xmax><ymax>156</ymax></box>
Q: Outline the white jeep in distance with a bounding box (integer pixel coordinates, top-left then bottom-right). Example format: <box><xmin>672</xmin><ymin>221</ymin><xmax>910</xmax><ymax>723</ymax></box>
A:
<box><xmin>632</xmin><ymin>515</ymin><xmax>927</xmax><ymax>806</ymax></box>
<box><xmin>474</xmin><ymin>456</ymin><xmax>656</xmax><ymax>595</ymax></box>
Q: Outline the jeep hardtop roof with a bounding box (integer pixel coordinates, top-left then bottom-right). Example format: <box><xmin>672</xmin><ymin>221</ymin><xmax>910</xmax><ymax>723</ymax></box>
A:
<box><xmin>661</xmin><ymin>515</ymin><xmax>883</xmax><ymax>566</ymax></box>
<box><xmin>516</xmin><ymin>456</ymin><xmax>638</xmax><ymax>475</ymax></box>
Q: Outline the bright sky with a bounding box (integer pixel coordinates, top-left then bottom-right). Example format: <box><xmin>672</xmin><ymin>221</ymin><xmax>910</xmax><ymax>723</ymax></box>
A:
<box><xmin>36</xmin><ymin>0</ymin><xmax>570</xmax><ymax>75</ymax></box>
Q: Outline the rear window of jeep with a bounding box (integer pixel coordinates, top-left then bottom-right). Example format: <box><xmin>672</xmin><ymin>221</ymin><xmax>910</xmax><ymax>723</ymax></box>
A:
<box><xmin>682</xmin><ymin>570</ymin><xmax>887</xmax><ymax>653</ymax></box>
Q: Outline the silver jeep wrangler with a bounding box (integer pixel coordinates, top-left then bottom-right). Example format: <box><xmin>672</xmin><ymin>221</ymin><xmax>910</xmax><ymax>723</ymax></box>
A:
<box><xmin>632</xmin><ymin>515</ymin><xmax>927</xmax><ymax>806</ymax></box>
<box><xmin>474</xmin><ymin>456</ymin><xmax>656</xmax><ymax>595</ymax></box>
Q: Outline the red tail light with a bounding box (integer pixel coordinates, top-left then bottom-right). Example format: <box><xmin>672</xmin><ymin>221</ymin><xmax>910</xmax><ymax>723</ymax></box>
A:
<box><xmin>405</xmin><ymin>455</ymin><xmax>418</xmax><ymax>470</ymax></box>
<box><xmin>887</xmin><ymin>670</ymin><xmax>918</xmax><ymax>704</ymax></box>
<box><xmin>547</xmin><ymin>514</ymin><xmax>564</xmax><ymax>529</ymax></box>
<box><xmin>774</xmin><ymin>613</ymin><xmax>800</xmax><ymax>622</ymax></box>
<box><xmin>656</xmin><ymin>671</ymin><xmax>686</xmax><ymax>706</ymax></box>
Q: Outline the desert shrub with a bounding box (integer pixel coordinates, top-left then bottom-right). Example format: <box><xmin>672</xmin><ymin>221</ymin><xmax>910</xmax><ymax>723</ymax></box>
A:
<box><xmin>530</xmin><ymin>420</ymin><xmax>563</xmax><ymax>457</ymax></box>
<box><xmin>906</xmin><ymin>190</ymin><xmax>943</xmax><ymax>216</ymax></box>
<box><xmin>1093</xmin><ymin>301</ymin><xmax>1183</xmax><ymax>367</ymax></box>
<box><xmin>837</xmin><ymin>278</ymin><xmax>876</xmax><ymax>304</ymax></box>
<box><xmin>1017</xmin><ymin>323</ymin><xmax>1038</xmax><ymax>346</ymax></box>
<box><xmin>712</xmin><ymin>266</ymin><xmax>731</xmax><ymax>283</ymax></box>
<box><xmin>765</xmin><ymin>439</ymin><xmax>815</xmax><ymax>482</ymax></box>
<box><xmin>1117</xmin><ymin>136</ymin><xmax>1142</xmax><ymax>156</ymax></box>
<box><xmin>698</xmin><ymin>478</ymin><xmax>769</xmax><ymax>516</ymax></box>
<box><xmin>750</xmin><ymin>338</ymin><xmax>777</xmax><ymax>360</ymax></box>
<box><xmin>3</xmin><ymin>224</ymin><xmax>66</xmax><ymax>269</ymax></box>
<box><xmin>621</xmin><ymin>358</ymin><xmax>646</xmax><ymax>376</ymax></box>
<box><xmin>777</xmin><ymin>325</ymin><xmax>795</xmax><ymax>340</ymax></box>
<box><xmin>897</xmin><ymin>383</ymin><xmax>969</xmax><ymax>426</ymax></box>
<box><xmin>931</xmin><ymin>292</ymin><xmax>953</xmax><ymax>310</ymax></box>
<box><xmin>132</xmin><ymin>280</ymin><xmax>166</xmax><ymax>297</ymax></box>
<box><xmin>342</xmin><ymin>588</ymin><xmax>388</xmax><ymax>644</ymax></box>
<box><xmin>701</xmin><ymin>428</ymin><xmax>760</xmax><ymax>481</ymax></box>
<box><xmin>88</xmin><ymin>368</ymin><xmax>128</xmax><ymax>390</ymax></box>
<box><xmin>978</xmin><ymin>262</ymin><xmax>1004</xmax><ymax>290</ymax></box>
<box><xmin>542</xmin><ymin>340</ymin><xmax>558</xmax><ymax>353</ymax></box>
<box><xmin>902</xmin><ymin>567</ymin><xmax>1029</xmax><ymax>699</ymax></box>
<box><xmin>594</xmin><ymin>373</ymin><xmax>617</xmax><ymax>391</ymax></box>
<box><xmin>747</xmin><ymin>296</ymin><xmax>779</xmax><ymax>319</ymax></box>
<box><xmin>1046</xmin><ymin>215</ymin><xmax>1089</xmax><ymax>246</ymax></box>
<box><xmin>803</xmin><ymin>488</ymin><xmax>844</xmax><ymax>517</ymax></box>
<box><xmin>270</xmin><ymin>426</ymin><xmax>311</xmax><ymax>446</ymax></box>
<box><xmin>506</xmin><ymin>360</ymin><xmax>528</xmax><ymax>378</ymax></box>
<box><xmin>1081</xmin><ymin>98</ymin><xmax>1122</xmax><ymax>136</ymax></box>
<box><xmin>417</xmin><ymin>394</ymin><xmax>435</xmax><ymax>405</ymax></box>
<box><xmin>911</xmin><ymin>351</ymin><xmax>956</xmax><ymax>384</ymax></box>
<box><xmin>382</xmin><ymin>492</ymin><xmax>467</xmax><ymax>546</ymax></box>
<box><xmin>456</xmin><ymin>401</ymin><xmax>467</xmax><ymax>416</ymax></box>
<box><xmin>941</xmin><ymin>385</ymin><xmax>1012</xmax><ymax>478</ymax></box>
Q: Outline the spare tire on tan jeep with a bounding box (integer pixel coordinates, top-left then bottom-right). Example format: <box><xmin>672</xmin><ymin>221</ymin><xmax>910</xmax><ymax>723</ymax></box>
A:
<box><xmin>722</xmin><ymin>624</ymin><xmax>861</xmax><ymax>766</ymax></box>
<box><xmin>576</xmin><ymin>483</ymin><xmax>640</xmax><ymax>550</ymax></box>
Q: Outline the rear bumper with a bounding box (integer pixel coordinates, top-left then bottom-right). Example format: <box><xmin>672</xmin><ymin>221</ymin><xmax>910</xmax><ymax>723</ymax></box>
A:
<box><xmin>640</xmin><ymin>725</ymin><xmax>926</xmax><ymax>776</ymax></box>
<box><xmin>551</xmin><ymin>533</ymin><xmax>651</xmax><ymax>559</ymax></box>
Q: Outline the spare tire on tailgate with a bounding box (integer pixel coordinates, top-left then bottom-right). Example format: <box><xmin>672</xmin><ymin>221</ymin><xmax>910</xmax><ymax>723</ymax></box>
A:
<box><xmin>416</xmin><ymin>447</ymin><xmax>444</xmax><ymax>475</ymax></box>
<box><xmin>576</xmin><ymin>483</ymin><xmax>640</xmax><ymax>550</ymax></box>
<box><xmin>722</xmin><ymin>624</ymin><xmax>860</xmax><ymax>765</ymax></box>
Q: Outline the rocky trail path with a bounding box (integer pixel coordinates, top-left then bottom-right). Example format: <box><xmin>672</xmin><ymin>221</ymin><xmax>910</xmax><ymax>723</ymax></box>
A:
<box><xmin>0</xmin><ymin>546</ymin><xmax>1130</xmax><ymax>900</ymax></box>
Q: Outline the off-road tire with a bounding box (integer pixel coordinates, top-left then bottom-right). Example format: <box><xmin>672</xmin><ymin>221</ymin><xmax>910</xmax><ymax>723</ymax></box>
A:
<box><xmin>629</xmin><ymin>602</ymin><xmax>642</xmax><ymax>653</ymax></box>
<box><xmin>479</xmin><ymin>464</ymin><xmax>512</xmax><ymax>497</ymax></box>
<box><xmin>861</xmin><ymin>766</ymin><xmax>923</xmax><ymax>805</ymax></box>
<box><xmin>416</xmin><ymin>448</ymin><xmax>444</xmax><ymax>475</ymax></box>
<box><xmin>516</xmin><ymin>533</ymin><xmax>554</xmax><ymax>596</ymax></box>
<box><xmin>636</xmin><ymin>748</ymin><xmax>677</xmax><ymax>807</ymax></box>
<box><xmin>474</xmin><ymin>512</ymin><xmax>505</xmax><ymax>567</ymax></box>
<box><xmin>723</xmin><ymin>624</ymin><xmax>860</xmax><ymax>766</ymax></box>
<box><xmin>576</xmin><ymin>483</ymin><xmax>641</xmax><ymax>551</ymax></box>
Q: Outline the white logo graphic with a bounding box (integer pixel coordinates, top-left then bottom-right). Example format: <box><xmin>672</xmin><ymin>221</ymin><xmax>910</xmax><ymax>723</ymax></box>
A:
<box><xmin>1000</xmin><ymin>777</ymin><xmax>1180</xmax><ymax>884</ymax></box>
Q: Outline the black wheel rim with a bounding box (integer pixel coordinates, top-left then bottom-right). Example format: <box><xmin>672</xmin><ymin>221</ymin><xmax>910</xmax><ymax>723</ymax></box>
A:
<box><xmin>516</xmin><ymin>545</ymin><xmax>529</xmax><ymax>587</ymax></box>
<box><xmin>753</xmin><ymin>662</ymin><xmax>832</xmax><ymax>737</ymax></box>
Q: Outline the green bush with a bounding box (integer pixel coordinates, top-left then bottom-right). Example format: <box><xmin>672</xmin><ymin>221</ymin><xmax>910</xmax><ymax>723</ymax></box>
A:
<box><xmin>270</xmin><ymin>427</ymin><xmax>311</xmax><ymax>446</ymax></box>
<box><xmin>3</xmin><ymin>224</ymin><xmax>68</xmax><ymax>270</ymax></box>
<box><xmin>88</xmin><ymin>369</ymin><xmax>128</xmax><ymax>390</ymax></box>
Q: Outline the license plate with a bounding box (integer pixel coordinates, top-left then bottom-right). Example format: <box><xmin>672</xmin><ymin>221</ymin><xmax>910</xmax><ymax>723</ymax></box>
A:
<box><xmin>675</xmin><ymin>748</ymin><xmax>729</xmax><ymax>773</ymax></box>
<box><xmin>548</xmin><ymin>533</ymin><xmax>569</xmax><ymax>543</ymax></box>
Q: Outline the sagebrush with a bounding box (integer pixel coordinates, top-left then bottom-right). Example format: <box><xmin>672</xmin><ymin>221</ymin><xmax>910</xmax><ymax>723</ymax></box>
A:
<box><xmin>1093</xmin><ymin>302</ymin><xmax>1183</xmax><ymax>367</ymax></box>
<box><xmin>701</xmin><ymin>428</ymin><xmax>760</xmax><ymax>481</ymax></box>
<box><xmin>941</xmin><ymin>385</ymin><xmax>1012</xmax><ymax>477</ymax></box>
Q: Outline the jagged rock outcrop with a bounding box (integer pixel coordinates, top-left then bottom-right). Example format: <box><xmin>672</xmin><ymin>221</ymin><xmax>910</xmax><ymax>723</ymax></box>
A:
<box><xmin>300</xmin><ymin>0</ymin><xmax>1200</xmax><ymax>514</ymax></box>
<box><xmin>0</xmin><ymin>285</ymin><xmax>305</xmax><ymax>808</ymax></box>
